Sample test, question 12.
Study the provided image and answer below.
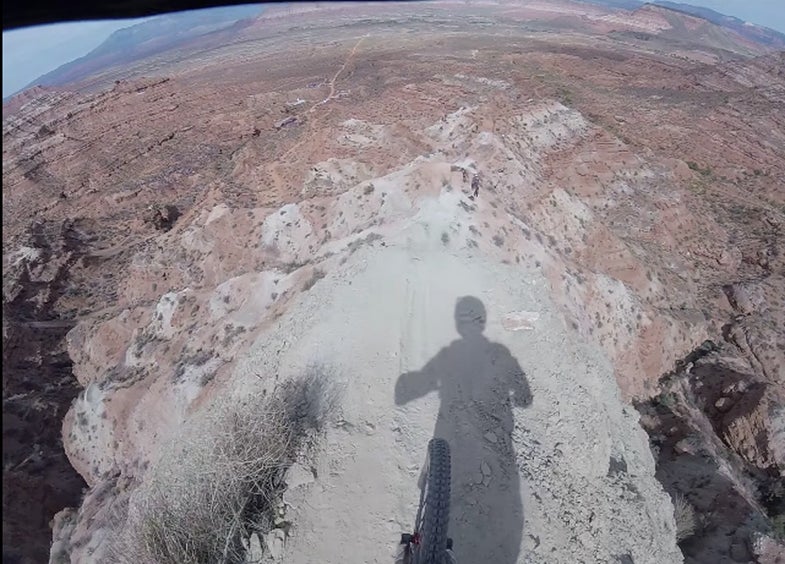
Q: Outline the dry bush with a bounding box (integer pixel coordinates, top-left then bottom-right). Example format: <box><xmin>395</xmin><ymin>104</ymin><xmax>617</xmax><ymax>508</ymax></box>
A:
<box><xmin>302</xmin><ymin>268</ymin><xmax>325</xmax><ymax>291</ymax></box>
<box><xmin>110</xmin><ymin>368</ymin><xmax>335</xmax><ymax>564</ymax></box>
<box><xmin>673</xmin><ymin>493</ymin><xmax>697</xmax><ymax>542</ymax></box>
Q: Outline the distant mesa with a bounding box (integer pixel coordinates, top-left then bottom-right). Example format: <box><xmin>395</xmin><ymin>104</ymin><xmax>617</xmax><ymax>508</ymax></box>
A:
<box><xmin>6</xmin><ymin>0</ymin><xmax>785</xmax><ymax>103</ymax></box>
<box><xmin>3</xmin><ymin>85</ymin><xmax>54</xmax><ymax>117</ymax></box>
<box><xmin>16</xmin><ymin>4</ymin><xmax>264</xmax><ymax>94</ymax></box>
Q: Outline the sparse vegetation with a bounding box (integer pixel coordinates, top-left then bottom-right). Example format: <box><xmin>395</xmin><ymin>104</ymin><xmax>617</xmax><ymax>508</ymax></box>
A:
<box><xmin>144</xmin><ymin>203</ymin><xmax>181</xmax><ymax>232</ymax></box>
<box><xmin>173</xmin><ymin>349</ymin><xmax>214</xmax><ymax>381</ymax></box>
<box><xmin>282</xmin><ymin>260</ymin><xmax>307</xmax><ymax>274</ymax></box>
<box><xmin>109</xmin><ymin>370</ymin><xmax>336</xmax><ymax>564</ymax></box>
<box><xmin>37</xmin><ymin>124</ymin><xmax>55</xmax><ymax>138</ymax></box>
<box><xmin>556</xmin><ymin>86</ymin><xmax>573</xmax><ymax>106</ymax></box>
<box><xmin>302</xmin><ymin>268</ymin><xmax>326</xmax><ymax>291</ymax></box>
<box><xmin>441</xmin><ymin>232</ymin><xmax>450</xmax><ymax>245</ymax></box>
<box><xmin>134</xmin><ymin>329</ymin><xmax>160</xmax><ymax>355</ymax></box>
<box><xmin>773</xmin><ymin>514</ymin><xmax>785</xmax><ymax>541</ymax></box>
<box><xmin>346</xmin><ymin>232</ymin><xmax>383</xmax><ymax>254</ymax></box>
<box><xmin>686</xmin><ymin>161</ymin><xmax>712</xmax><ymax>177</ymax></box>
<box><xmin>673</xmin><ymin>493</ymin><xmax>697</xmax><ymax>542</ymax></box>
<box><xmin>221</xmin><ymin>325</ymin><xmax>246</xmax><ymax>348</ymax></box>
<box><xmin>657</xmin><ymin>391</ymin><xmax>677</xmax><ymax>410</ymax></box>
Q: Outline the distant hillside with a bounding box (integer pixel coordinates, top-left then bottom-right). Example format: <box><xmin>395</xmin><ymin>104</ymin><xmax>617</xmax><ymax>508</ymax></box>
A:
<box><xmin>20</xmin><ymin>0</ymin><xmax>785</xmax><ymax>93</ymax></box>
<box><xmin>581</xmin><ymin>0</ymin><xmax>785</xmax><ymax>49</ymax></box>
<box><xmin>582</xmin><ymin>0</ymin><xmax>644</xmax><ymax>9</ymax></box>
<box><xmin>652</xmin><ymin>1</ymin><xmax>785</xmax><ymax>47</ymax></box>
<box><xmin>25</xmin><ymin>4</ymin><xmax>263</xmax><ymax>90</ymax></box>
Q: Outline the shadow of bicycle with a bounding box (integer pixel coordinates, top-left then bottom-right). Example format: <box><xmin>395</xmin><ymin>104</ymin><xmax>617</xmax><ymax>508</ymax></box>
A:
<box><xmin>395</xmin><ymin>296</ymin><xmax>532</xmax><ymax>563</ymax></box>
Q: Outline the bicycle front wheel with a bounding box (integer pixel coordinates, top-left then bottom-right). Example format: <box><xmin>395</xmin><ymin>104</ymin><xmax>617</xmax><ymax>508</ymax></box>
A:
<box><xmin>414</xmin><ymin>438</ymin><xmax>451</xmax><ymax>564</ymax></box>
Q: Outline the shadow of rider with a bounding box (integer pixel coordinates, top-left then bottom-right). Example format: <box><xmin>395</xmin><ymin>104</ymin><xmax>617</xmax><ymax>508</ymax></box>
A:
<box><xmin>395</xmin><ymin>296</ymin><xmax>531</xmax><ymax>563</ymax></box>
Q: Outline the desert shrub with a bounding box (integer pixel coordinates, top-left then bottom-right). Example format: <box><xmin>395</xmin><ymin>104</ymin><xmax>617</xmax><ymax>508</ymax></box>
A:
<box><xmin>110</xmin><ymin>368</ymin><xmax>336</xmax><ymax>564</ymax></box>
<box><xmin>302</xmin><ymin>268</ymin><xmax>326</xmax><ymax>291</ymax></box>
<box><xmin>144</xmin><ymin>203</ymin><xmax>181</xmax><ymax>231</ymax></box>
<box><xmin>772</xmin><ymin>514</ymin><xmax>785</xmax><ymax>540</ymax></box>
<box><xmin>657</xmin><ymin>392</ymin><xmax>677</xmax><ymax>409</ymax></box>
<box><xmin>686</xmin><ymin>161</ymin><xmax>712</xmax><ymax>177</ymax></box>
<box><xmin>673</xmin><ymin>493</ymin><xmax>697</xmax><ymax>542</ymax></box>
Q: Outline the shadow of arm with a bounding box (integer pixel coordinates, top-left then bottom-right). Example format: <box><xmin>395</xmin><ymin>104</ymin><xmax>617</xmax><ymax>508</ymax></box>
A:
<box><xmin>395</xmin><ymin>371</ymin><xmax>427</xmax><ymax>405</ymax></box>
<box><xmin>503</xmin><ymin>347</ymin><xmax>532</xmax><ymax>408</ymax></box>
<box><xmin>512</xmin><ymin>369</ymin><xmax>532</xmax><ymax>408</ymax></box>
<box><xmin>395</xmin><ymin>351</ymin><xmax>443</xmax><ymax>405</ymax></box>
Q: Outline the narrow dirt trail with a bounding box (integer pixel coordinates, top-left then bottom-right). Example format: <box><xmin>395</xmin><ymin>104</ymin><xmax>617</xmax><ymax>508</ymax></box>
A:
<box><xmin>308</xmin><ymin>34</ymin><xmax>368</xmax><ymax>113</ymax></box>
<box><xmin>231</xmin><ymin>196</ymin><xmax>682</xmax><ymax>564</ymax></box>
<box><xmin>276</xmin><ymin>34</ymin><xmax>368</xmax><ymax>167</ymax></box>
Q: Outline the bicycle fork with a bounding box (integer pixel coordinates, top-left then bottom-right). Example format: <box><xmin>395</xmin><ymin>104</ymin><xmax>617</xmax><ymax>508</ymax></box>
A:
<box><xmin>398</xmin><ymin>534</ymin><xmax>455</xmax><ymax>564</ymax></box>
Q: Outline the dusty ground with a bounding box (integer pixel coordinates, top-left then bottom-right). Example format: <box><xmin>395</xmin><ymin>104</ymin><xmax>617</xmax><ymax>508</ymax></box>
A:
<box><xmin>2</xmin><ymin>1</ymin><xmax>784</xmax><ymax>563</ymax></box>
<box><xmin>232</xmin><ymin>213</ymin><xmax>681</xmax><ymax>563</ymax></box>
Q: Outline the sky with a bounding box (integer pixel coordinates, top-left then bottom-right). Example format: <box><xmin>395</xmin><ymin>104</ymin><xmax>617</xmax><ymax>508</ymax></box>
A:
<box><xmin>3</xmin><ymin>18</ymin><xmax>150</xmax><ymax>98</ymax></box>
<box><xmin>688</xmin><ymin>0</ymin><xmax>785</xmax><ymax>31</ymax></box>
<box><xmin>3</xmin><ymin>1</ymin><xmax>785</xmax><ymax>99</ymax></box>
